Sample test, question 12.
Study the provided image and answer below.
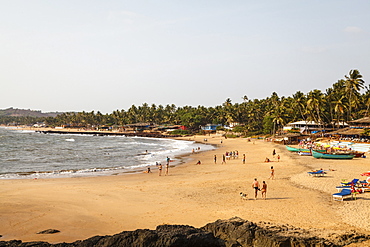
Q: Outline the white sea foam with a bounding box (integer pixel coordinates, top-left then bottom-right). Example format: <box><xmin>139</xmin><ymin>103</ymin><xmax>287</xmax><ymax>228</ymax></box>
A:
<box><xmin>0</xmin><ymin>128</ymin><xmax>215</xmax><ymax>179</ymax></box>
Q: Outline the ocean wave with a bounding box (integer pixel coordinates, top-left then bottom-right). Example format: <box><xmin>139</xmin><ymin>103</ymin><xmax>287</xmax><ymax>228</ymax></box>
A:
<box><xmin>0</xmin><ymin>128</ymin><xmax>215</xmax><ymax>179</ymax></box>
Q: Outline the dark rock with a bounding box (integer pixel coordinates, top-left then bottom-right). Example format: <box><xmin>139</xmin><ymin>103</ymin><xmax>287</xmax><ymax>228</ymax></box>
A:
<box><xmin>37</xmin><ymin>230</ymin><xmax>60</xmax><ymax>235</ymax></box>
<box><xmin>0</xmin><ymin>218</ymin><xmax>369</xmax><ymax>247</ymax></box>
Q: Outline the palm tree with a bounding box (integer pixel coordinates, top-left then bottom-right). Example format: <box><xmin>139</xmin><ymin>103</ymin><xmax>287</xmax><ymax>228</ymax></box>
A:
<box><xmin>306</xmin><ymin>89</ymin><xmax>326</xmax><ymax>126</ymax></box>
<box><xmin>292</xmin><ymin>91</ymin><xmax>307</xmax><ymax>121</ymax></box>
<box><xmin>345</xmin><ymin>69</ymin><xmax>364</xmax><ymax>121</ymax></box>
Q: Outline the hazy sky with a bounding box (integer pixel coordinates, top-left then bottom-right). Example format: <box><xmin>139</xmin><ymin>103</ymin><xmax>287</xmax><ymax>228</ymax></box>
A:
<box><xmin>1</xmin><ymin>1</ymin><xmax>369</xmax><ymax>113</ymax></box>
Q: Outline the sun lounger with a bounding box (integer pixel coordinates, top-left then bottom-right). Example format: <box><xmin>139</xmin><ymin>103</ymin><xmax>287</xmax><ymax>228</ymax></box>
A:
<box><xmin>332</xmin><ymin>189</ymin><xmax>353</xmax><ymax>201</ymax></box>
<box><xmin>308</xmin><ymin>170</ymin><xmax>326</xmax><ymax>177</ymax></box>
<box><xmin>362</xmin><ymin>187</ymin><xmax>370</xmax><ymax>193</ymax></box>
<box><xmin>341</xmin><ymin>179</ymin><xmax>359</xmax><ymax>186</ymax></box>
<box><xmin>335</xmin><ymin>186</ymin><xmax>351</xmax><ymax>192</ymax></box>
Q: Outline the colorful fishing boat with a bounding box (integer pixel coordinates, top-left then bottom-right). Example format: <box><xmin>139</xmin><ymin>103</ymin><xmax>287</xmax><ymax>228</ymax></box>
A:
<box><xmin>351</xmin><ymin>151</ymin><xmax>365</xmax><ymax>158</ymax></box>
<box><xmin>285</xmin><ymin>146</ymin><xmax>326</xmax><ymax>153</ymax></box>
<box><xmin>312</xmin><ymin>151</ymin><xmax>354</xmax><ymax>159</ymax></box>
<box><xmin>298</xmin><ymin>151</ymin><xmax>312</xmax><ymax>156</ymax></box>
<box><xmin>286</xmin><ymin>145</ymin><xmax>300</xmax><ymax>152</ymax></box>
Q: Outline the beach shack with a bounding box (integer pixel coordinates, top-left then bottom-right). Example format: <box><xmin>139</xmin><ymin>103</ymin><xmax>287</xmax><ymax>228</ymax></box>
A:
<box><xmin>201</xmin><ymin>124</ymin><xmax>221</xmax><ymax>131</ymax></box>
<box><xmin>326</xmin><ymin>117</ymin><xmax>370</xmax><ymax>142</ymax></box>
<box><xmin>155</xmin><ymin>125</ymin><xmax>187</xmax><ymax>132</ymax></box>
<box><xmin>283</xmin><ymin>121</ymin><xmax>324</xmax><ymax>134</ymax></box>
<box><xmin>273</xmin><ymin>133</ymin><xmax>307</xmax><ymax>145</ymax></box>
<box><xmin>124</xmin><ymin>123</ymin><xmax>157</xmax><ymax>132</ymax></box>
<box><xmin>349</xmin><ymin>117</ymin><xmax>370</xmax><ymax>129</ymax></box>
<box><xmin>283</xmin><ymin>121</ymin><xmax>348</xmax><ymax>135</ymax></box>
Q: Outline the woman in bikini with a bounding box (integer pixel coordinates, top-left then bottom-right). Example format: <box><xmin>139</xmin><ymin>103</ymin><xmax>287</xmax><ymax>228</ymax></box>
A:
<box><xmin>261</xmin><ymin>181</ymin><xmax>267</xmax><ymax>200</ymax></box>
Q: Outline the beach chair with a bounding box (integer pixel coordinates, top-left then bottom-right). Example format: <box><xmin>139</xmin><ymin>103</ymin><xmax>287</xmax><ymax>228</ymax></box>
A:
<box><xmin>341</xmin><ymin>179</ymin><xmax>359</xmax><ymax>186</ymax></box>
<box><xmin>335</xmin><ymin>186</ymin><xmax>351</xmax><ymax>192</ymax></box>
<box><xmin>307</xmin><ymin>170</ymin><xmax>326</xmax><ymax>177</ymax></box>
<box><xmin>332</xmin><ymin>189</ymin><xmax>353</xmax><ymax>201</ymax></box>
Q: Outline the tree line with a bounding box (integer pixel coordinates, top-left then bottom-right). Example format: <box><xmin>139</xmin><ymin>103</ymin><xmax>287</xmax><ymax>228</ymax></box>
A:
<box><xmin>1</xmin><ymin>69</ymin><xmax>367</xmax><ymax>135</ymax></box>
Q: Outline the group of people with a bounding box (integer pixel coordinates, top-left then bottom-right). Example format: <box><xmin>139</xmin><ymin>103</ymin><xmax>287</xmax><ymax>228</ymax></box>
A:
<box><xmin>216</xmin><ymin>153</ymin><xmax>246</xmax><ymax>164</ymax></box>
<box><xmin>252</xmin><ymin>149</ymin><xmax>278</xmax><ymax>200</ymax></box>
<box><xmin>265</xmin><ymin>149</ymin><xmax>280</xmax><ymax>162</ymax></box>
<box><xmin>225</xmin><ymin>151</ymin><xmax>239</xmax><ymax>160</ymax></box>
<box><xmin>145</xmin><ymin>157</ymin><xmax>172</xmax><ymax>176</ymax></box>
<box><xmin>252</xmin><ymin>178</ymin><xmax>267</xmax><ymax>200</ymax></box>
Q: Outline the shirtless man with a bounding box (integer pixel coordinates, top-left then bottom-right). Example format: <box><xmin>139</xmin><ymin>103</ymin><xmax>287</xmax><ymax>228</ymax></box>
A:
<box><xmin>252</xmin><ymin>178</ymin><xmax>260</xmax><ymax>199</ymax></box>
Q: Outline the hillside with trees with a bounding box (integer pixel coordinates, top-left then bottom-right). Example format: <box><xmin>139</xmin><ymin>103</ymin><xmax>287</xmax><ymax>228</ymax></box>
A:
<box><xmin>1</xmin><ymin>69</ymin><xmax>368</xmax><ymax>135</ymax></box>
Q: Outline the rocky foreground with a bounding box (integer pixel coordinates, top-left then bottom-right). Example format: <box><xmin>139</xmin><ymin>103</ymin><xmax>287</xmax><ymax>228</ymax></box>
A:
<box><xmin>0</xmin><ymin>217</ymin><xmax>369</xmax><ymax>247</ymax></box>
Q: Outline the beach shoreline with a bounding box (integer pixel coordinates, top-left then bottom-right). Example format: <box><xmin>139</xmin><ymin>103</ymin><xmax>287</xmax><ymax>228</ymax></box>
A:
<box><xmin>0</xmin><ymin>126</ymin><xmax>216</xmax><ymax>179</ymax></box>
<box><xmin>0</xmin><ymin>130</ymin><xmax>369</xmax><ymax>245</ymax></box>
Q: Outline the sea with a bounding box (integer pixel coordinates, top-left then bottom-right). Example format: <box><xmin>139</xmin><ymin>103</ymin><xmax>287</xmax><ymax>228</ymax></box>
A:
<box><xmin>0</xmin><ymin>127</ymin><xmax>214</xmax><ymax>179</ymax></box>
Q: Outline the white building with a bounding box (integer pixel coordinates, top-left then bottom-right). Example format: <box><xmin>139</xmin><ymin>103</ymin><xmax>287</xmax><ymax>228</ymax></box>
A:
<box><xmin>284</xmin><ymin>121</ymin><xmax>348</xmax><ymax>134</ymax></box>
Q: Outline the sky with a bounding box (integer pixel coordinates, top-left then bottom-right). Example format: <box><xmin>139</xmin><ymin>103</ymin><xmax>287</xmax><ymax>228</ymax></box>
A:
<box><xmin>1</xmin><ymin>1</ymin><xmax>370</xmax><ymax>113</ymax></box>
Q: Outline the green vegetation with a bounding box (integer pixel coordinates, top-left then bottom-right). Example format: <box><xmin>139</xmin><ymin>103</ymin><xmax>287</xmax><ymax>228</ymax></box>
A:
<box><xmin>1</xmin><ymin>69</ymin><xmax>368</xmax><ymax>136</ymax></box>
<box><xmin>170</xmin><ymin>129</ymin><xmax>192</xmax><ymax>136</ymax></box>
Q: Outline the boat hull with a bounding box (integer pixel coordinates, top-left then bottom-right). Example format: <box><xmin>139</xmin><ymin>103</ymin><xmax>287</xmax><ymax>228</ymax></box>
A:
<box><xmin>312</xmin><ymin>151</ymin><xmax>354</xmax><ymax>159</ymax></box>
<box><xmin>285</xmin><ymin>146</ymin><xmax>326</xmax><ymax>153</ymax></box>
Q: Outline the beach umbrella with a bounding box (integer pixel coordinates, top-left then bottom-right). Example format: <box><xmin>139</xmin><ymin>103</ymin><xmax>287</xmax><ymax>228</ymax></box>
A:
<box><xmin>360</xmin><ymin>172</ymin><xmax>370</xmax><ymax>176</ymax></box>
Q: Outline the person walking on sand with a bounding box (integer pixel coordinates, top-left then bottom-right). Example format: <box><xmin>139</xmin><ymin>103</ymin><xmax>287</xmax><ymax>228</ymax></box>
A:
<box><xmin>252</xmin><ymin>178</ymin><xmax>260</xmax><ymax>199</ymax></box>
<box><xmin>158</xmin><ymin>163</ymin><xmax>162</xmax><ymax>176</ymax></box>
<box><xmin>277</xmin><ymin>154</ymin><xmax>280</xmax><ymax>162</ymax></box>
<box><xmin>269</xmin><ymin>166</ymin><xmax>275</xmax><ymax>179</ymax></box>
<box><xmin>261</xmin><ymin>181</ymin><xmax>267</xmax><ymax>200</ymax></box>
<box><xmin>272</xmin><ymin>149</ymin><xmax>276</xmax><ymax>157</ymax></box>
<box><xmin>222</xmin><ymin>154</ymin><xmax>226</xmax><ymax>164</ymax></box>
<box><xmin>214</xmin><ymin>155</ymin><xmax>217</xmax><ymax>164</ymax></box>
<box><xmin>242</xmin><ymin>154</ymin><xmax>246</xmax><ymax>164</ymax></box>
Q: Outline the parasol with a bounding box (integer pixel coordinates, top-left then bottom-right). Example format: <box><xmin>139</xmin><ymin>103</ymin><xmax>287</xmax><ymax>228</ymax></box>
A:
<box><xmin>360</xmin><ymin>172</ymin><xmax>370</xmax><ymax>177</ymax></box>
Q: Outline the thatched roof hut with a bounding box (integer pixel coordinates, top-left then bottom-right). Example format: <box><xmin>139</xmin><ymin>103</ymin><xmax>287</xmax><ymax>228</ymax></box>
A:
<box><xmin>349</xmin><ymin>117</ymin><xmax>370</xmax><ymax>128</ymax></box>
<box><xmin>273</xmin><ymin>133</ymin><xmax>308</xmax><ymax>145</ymax></box>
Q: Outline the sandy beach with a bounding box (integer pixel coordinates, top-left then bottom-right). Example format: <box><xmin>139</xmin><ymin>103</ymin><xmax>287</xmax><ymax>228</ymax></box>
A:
<box><xmin>0</xmin><ymin>134</ymin><xmax>369</xmax><ymax>245</ymax></box>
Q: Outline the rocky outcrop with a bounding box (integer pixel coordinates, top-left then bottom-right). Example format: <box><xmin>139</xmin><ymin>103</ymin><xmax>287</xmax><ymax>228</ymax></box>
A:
<box><xmin>37</xmin><ymin>229</ymin><xmax>60</xmax><ymax>235</ymax></box>
<box><xmin>0</xmin><ymin>217</ymin><xmax>369</xmax><ymax>247</ymax></box>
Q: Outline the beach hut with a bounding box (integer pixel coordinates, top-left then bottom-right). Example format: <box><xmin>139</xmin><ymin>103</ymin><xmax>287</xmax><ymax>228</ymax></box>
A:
<box><xmin>201</xmin><ymin>124</ymin><xmax>221</xmax><ymax>131</ymax></box>
<box><xmin>273</xmin><ymin>133</ymin><xmax>307</xmax><ymax>145</ymax></box>
<box><xmin>349</xmin><ymin>117</ymin><xmax>370</xmax><ymax>129</ymax></box>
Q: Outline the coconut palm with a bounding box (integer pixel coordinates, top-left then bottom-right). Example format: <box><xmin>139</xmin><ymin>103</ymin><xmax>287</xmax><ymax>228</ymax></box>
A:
<box><xmin>345</xmin><ymin>69</ymin><xmax>364</xmax><ymax>120</ymax></box>
<box><xmin>306</xmin><ymin>89</ymin><xmax>326</xmax><ymax>126</ymax></box>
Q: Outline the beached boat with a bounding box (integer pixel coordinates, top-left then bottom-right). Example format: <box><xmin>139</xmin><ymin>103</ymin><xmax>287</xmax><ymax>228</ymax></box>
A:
<box><xmin>320</xmin><ymin>150</ymin><xmax>364</xmax><ymax>158</ymax></box>
<box><xmin>285</xmin><ymin>145</ymin><xmax>326</xmax><ymax>153</ymax></box>
<box><xmin>298</xmin><ymin>151</ymin><xmax>312</xmax><ymax>156</ymax></box>
<box><xmin>286</xmin><ymin>145</ymin><xmax>300</xmax><ymax>152</ymax></box>
<box><xmin>350</xmin><ymin>151</ymin><xmax>365</xmax><ymax>158</ymax></box>
<box><xmin>312</xmin><ymin>151</ymin><xmax>354</xmax><ymax>159</ymax></box>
